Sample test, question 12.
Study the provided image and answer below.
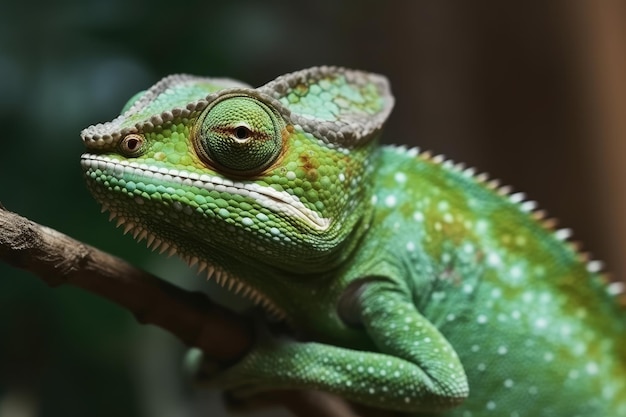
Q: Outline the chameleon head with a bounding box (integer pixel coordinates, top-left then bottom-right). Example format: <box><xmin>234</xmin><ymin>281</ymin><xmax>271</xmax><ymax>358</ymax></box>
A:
<box><xmin>80</xmin><ymin>67</ymin><xmax>394</xmax><ymax>279</ymax></box>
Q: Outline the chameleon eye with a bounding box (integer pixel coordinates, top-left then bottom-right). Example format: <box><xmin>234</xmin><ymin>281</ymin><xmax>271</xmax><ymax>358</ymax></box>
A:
<box><xmin>119</xmin><ymin>134</ymin><xmax>145</xmax><ymax>156</ymax></box>
<box><xmin>196</xmin><ymin>96</ymin><xmax>283</xmax><ymax>175</ymax></box>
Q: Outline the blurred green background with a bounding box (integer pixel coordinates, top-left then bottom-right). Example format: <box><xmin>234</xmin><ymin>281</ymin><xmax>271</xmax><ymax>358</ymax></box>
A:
<box><xmin>1</xmin><ymin>1</ymin><xmax>625</xmax><ymax>416</ymax></box>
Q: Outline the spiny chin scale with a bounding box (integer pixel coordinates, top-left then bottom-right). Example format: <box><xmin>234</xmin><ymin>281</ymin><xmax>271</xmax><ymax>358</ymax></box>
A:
<box><xmin>389</xmin><ymin>144</ymin><xmax>626</xmax><ymax>304</ymax></box>
<box><xmin>103</xmin><ymin>208</ymin><xmax>286</xmax><ymax>319</ymax></box>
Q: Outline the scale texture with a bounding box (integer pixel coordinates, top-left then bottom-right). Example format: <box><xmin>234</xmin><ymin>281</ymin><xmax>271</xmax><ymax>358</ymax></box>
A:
<box><xmin>80</xmin><ymin>67</ymin><xmax>626</xmax><ymax>416</ymax></box>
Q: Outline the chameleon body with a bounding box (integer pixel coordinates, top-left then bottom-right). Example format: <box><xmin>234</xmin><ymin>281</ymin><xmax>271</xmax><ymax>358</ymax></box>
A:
<box><xmin>80</xmin><ymin>67</ymin><xmax>626</xmax><ymax>416</ymax></box>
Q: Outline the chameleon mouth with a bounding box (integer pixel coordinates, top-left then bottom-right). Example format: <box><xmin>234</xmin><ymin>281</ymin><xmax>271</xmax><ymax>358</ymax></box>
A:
<box><xmin>79</xmin><ymin>153</ymin><xmax>297</xmax><ymax>319</ymax></box>
<box><xmin>80</xmin><ymin>153</ymin><xmax>331</xmax><ymax>232</ymax></box>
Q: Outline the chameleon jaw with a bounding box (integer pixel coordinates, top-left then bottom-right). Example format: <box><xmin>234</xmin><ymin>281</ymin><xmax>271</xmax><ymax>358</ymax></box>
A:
<box><xmin>81</xmin><ymin>153</ymin><xmax>323</xmax><ymax>319</ymax></box>
<box><xmin>82</xmin><ymin>184</ymin><xmax>286</xmax><ymax>319</ymax></box>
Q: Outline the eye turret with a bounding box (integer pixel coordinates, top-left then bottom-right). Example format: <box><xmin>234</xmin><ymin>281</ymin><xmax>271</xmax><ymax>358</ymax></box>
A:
<box><xmin>196</xmin><ymin>96</ymin><xmax>284</xmax><ymax>175</ymax></box>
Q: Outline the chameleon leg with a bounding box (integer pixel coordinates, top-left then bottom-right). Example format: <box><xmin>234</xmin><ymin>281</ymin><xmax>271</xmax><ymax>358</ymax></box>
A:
<box><xmin>355</xmin><ymin>281</ymin><xmax>469</xmax><ymax>409</ymax></box>
<box><xmin>193</xmin><ymin>283</ymin><xmax>468</xmax><ymax>413</ymax></box>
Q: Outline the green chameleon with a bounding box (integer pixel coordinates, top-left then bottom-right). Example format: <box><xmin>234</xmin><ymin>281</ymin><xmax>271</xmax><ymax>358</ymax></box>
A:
<box><xmin>80</xmin><ymin>67</ymin><xmax>626</xmax><ymax>416</ymax></box>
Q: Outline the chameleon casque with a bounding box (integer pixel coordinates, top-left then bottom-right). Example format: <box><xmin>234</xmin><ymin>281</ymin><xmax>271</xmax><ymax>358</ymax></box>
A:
<box><xmin>80</xmin><ymin>67</ymin><xmax>626</xmax><ymax>416</ymax></box>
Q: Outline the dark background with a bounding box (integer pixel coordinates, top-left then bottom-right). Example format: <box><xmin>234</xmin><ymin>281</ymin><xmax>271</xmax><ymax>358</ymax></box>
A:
<box><xmin>1</xmin><ymin>1</ymin><xmax>625</xmax><ymax>416</ymax></box>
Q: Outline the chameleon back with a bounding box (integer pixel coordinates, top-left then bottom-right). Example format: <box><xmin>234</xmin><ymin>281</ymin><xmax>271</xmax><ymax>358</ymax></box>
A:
<box><xmin>365</xmin><ymin>145</ymin><xmax>626</xmax><ymax>416</ymax></box>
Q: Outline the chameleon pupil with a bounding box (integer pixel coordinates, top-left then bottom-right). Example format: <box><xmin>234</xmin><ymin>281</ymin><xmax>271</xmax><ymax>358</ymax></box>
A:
<box><xmin>235</xmin><ymin>126</ymin><xmax>250</xmax><ymax>140</ymax></box>
<box><xmin>127</xmin><ymin>138</ymin><xmax>139</xmax><ymax>149</ymax></box>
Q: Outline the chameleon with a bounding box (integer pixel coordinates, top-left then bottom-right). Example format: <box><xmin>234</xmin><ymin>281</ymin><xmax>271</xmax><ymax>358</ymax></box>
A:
<box><xmin>80</xmin><ymin>66</ymin><xmax>626</xmax><ymax>416</ymax></box>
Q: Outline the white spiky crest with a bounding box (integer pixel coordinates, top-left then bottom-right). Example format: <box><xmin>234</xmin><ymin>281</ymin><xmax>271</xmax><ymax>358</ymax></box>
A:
<box><xmin>389</xmin><ymin>144</ymin><xmax>624</xmax><ymax>300</ymax></box>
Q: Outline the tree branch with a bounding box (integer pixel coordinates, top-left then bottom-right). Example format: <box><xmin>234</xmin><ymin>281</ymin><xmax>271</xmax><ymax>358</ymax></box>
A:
<box><xmin>0</xmin><ymin>203</ymin><xmax>253</xmax><ymax>361</ymax></box>
<box><xmin>0</xmin><ymin>204</ymin><xmax>368</xmax><ymax>417</ymax></box>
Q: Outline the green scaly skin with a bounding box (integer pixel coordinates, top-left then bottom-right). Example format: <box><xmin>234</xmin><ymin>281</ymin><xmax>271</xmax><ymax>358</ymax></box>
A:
<box><xmin>80</xmin><ymin>67</ymin><xmax>626</xmax><ymax>415</ymax></box>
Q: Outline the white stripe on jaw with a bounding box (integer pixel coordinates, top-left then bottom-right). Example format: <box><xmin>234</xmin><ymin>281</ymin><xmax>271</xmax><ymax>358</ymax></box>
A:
<box><xmin>80</xmin><ymin>153</ymin><xmax>332</xmax><ymax>232</ymax></box>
